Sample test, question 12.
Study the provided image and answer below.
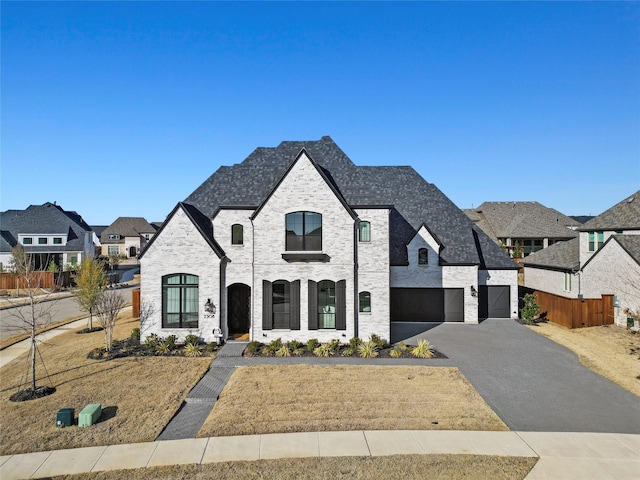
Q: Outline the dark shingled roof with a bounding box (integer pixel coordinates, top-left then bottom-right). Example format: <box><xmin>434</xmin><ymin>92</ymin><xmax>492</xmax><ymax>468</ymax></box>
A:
<box><xmin>579</xmin><ymin>190</ymin><xmax>640</xmax><ymax>231</ymax></box>
<box><xmin>185</xmin><ymin>136</ymin><xmax>515</xmax><ymax>269</ymax></box>
<box><xmin>101</xmin><ymin>217</ymin><xmax>156</xmax><ymax>242</ymax></box>
<box><xmin>520</xmin><ymin>238</ymin><xmax>580</xmax><ymax>271</ymax></box>
<box><xmin>0</xmin><ymin>202</ymin><xmax>93</xmax><ymax>254</ymax></box>
<box><xmin>464</xmin><ymin>201</ymin><xmax>580</xmax><ymax>241</ymax></box>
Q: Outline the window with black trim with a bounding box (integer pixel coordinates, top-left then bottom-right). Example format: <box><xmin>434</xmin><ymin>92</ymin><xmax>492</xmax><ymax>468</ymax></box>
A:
<box><xmin>272</xmin><ymin>280</ymin><xmax>290</xmax><ymax>329</ymax></box>
<box><xmin>162</xmin><ymin>274</ymin><xmax>199</xmax><ymax>328</ymax></box>
<box><xmin>418</xmin><ymin>248</ymin><xmax>428</xmax><ymax>265</ymax></box>
<box><xmin>53</xmin><ymin>237</ymin><xmax>63</xmax><ymax>245</ymax></box>
<box><xmin>317</xmin><ymin>280</ymin><xmax>336</xmax><ymax>328</ymax></box>
<box><xmin>22</xmin><ymin>237</ymin><xmax>33</xmax><ymax>245</ymax></box>
<box><xmin>232</xmin><ymin>224</ymin><xmax>244</xmax><ymax>245</ymax></box>
<box><xmin>358</xmin><ymin>221</ymin><xmax>371</xmax><ymax>242</ymax></box>
<box><xmin>286</xmin><ymin>212</ymin><xmax>322</xmax><ymax>251</ymax></box>
<box><xmin>359</xmin><ymin>291</ymin><xmax>371</xmax><ymax>312</ymax></box>
<box><xmin>262</xmin><ymin>280</ymin><xmax>300</xmax><ymax>330</ymax></box>
<box><xmin>38</xmin><ymin>238</ymin><xmax>48</xmax><ymax>245</ymax></box>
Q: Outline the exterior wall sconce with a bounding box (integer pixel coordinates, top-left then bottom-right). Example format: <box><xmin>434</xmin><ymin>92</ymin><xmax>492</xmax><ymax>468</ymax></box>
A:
<box><xmin>470</xmin><ymin>286</ymin><xmax>477</xmax><ymax>297</ymax></box>
<box><xmin>205</xmin><ymin>298</ymin><xmax>216</xmax><ymax>315</ymax></box>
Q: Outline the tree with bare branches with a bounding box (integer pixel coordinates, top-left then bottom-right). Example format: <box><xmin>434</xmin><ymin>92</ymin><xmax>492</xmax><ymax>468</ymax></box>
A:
<box><xmin>94</xmin><ymin>290</ymin><xmax>126</xmax><ymax>352</ymax></box>
<box><xmin>4</xmin><ymin>245</ymin><xmax>58</xmax><ymax>398</ymax></box>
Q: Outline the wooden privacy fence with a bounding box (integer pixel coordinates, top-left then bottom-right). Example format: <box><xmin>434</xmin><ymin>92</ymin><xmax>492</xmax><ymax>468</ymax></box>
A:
<box><xmin>0</xmin><ymin>272</ymin><xmax>73</xmax><ymax>290</ymax></box>
<box><xmin>534</xmin><ymin>290</ymin><xmax>614</xmax><ymax>329</ymax></box>
<box><xmin>132</xmin><ymin>288</ymin><xmax>140</xmax><ymax>318</ymax></box>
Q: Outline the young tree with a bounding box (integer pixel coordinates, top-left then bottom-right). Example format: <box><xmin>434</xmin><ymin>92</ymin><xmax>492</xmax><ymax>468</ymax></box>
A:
<box><xmin>94</xmin><ymin>290</ymin><xmax>126</xmax><ymax>352</ymax></box>
<box><xmin>74</xmin><ymin>257</ymin><xmax>107</xmax><ymax>330</ymax></box>
<box><xmin>4</xmin><ymin>245</ymin><xmax>58</xmax><ymax>396</ymax></box>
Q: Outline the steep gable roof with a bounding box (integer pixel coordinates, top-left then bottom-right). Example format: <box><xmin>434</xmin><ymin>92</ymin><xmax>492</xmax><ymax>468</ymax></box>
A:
<box><xmin>185</xmin><ymin>136</ymin><xmax>516</xmax><ymax>268</ymax></box>
<box><xmin>465</xmin><ymin>201</ymin><xmax>580</xmax><ymax>240</ymax></box>
<box><xmin>139</xmin><ymin>203</ymin><xmax>225</xmax><ymax>260</ymax></box>
<box><xmin>0</xmin><ymin>202</ymin><xmax>93</xmax><ymax>253</ymax></box>
<box><xmin>580</xmin><ymin>234</ymin><xmax>640</xmax><ymax>270</ymax></box>
<box><xmin>579</xmin><ymin>191</ymin><xmax>640</xmax><ymax>231</ymax></box>
<box><xmin>520</xmin><ymin>238</ymin><xmax>580</xmax><ymax>271</ymax></box>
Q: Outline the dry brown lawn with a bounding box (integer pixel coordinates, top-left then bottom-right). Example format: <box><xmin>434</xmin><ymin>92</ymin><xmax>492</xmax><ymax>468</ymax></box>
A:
<box><xmin>52</xmin><ymin>454</ymin><xmax>537</xmax><ymax>480</ymax></box>
<box><xmin>0</xmin><ymin>313</ymin><xmax>211</xmax><ymax>455</ymax></box>
<box><xmin>199</xmin><ymin>364</ymin><xmax>508</xmax><ymax>438</ymax></box>
<box><xmin>527</xmin><ymin>322</ymin><xmax>640</xmax><ymax>397</ymax></box>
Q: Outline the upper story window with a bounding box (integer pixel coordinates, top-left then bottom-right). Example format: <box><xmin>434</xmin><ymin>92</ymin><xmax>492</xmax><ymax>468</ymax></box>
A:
<box><xmin>38</xmin><ymin>237</ymin><xmax>48</xmax><ymax>245</ymax></box>
<box><xmin>588</xmin><ymin>231</ymin><xmax>604</xmax><ymax>252</ymax></box>
<box><xmin>418</xmin><ymin>248</ymin><xmax>428</xmax><ymax>265</ymax></box>
<box><xmin>108</xmin><ymin>234</ymin><xmax>121</xmax><ymax>240</ymax></box>
<box><xmin>286</xmin><ymin>212</ymin><xmax>322</xmax><ymax>251</ymax></box>
<box><xmin>232</xmin><ymin>224</ymin><xmax>244</xmax><ymax>245</ymax></box>
<box><xmin>358</xmin><ymin>221</ymin><xmax>371</xmax><ymax>242</ymax></box>
<box><xmin>22</xmin><ymin>237</ymin><xmax>33</xmax><ymax>245</ymax></box>
<box><xmin>53</xmin><ymin>237</ymin><xmax>63</xmax><ymax>244</ymax></box>
<box><xmin>359</xmin><ymin>291</ymin><xmax>371</xmax><ymax>313</ymax></box>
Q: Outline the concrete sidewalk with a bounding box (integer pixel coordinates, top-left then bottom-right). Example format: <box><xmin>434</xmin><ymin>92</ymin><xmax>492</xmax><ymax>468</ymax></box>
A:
<box><xmin>1</xmin><ymin>430</ymin><xmax>638</xmax><ymax>479</ymax></box>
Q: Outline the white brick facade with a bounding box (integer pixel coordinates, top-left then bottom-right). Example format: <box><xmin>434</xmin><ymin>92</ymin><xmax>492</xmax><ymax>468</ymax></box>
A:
<box><xmin>140</xmin><ymin>206</ymin><xmax>223</xmax><ymax>343</ymax></box>
<box><xmin>140</xmin><ymin>147</ymin><xmax>519</xmax><ymax>344</ymax></box>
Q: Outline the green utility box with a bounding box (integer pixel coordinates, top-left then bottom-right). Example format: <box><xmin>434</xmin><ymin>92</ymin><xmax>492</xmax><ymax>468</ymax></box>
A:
<box><xmin>78</xmin><ymin>404</ymin><xmax>102</xmax><ymax>427</ymax></box>
<box><xmin>56</xmin><ymin>408</ymin><xmax>74</xmax><ymax>427</ymax></box>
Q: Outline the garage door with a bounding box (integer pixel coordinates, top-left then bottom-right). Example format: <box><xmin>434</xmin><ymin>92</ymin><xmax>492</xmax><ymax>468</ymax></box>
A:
<box><xmin>479</xmin><ymin>286</ymin><xmax>510</xmax><ymax>318</ymax></box>
<box><xmin>391</xmin><ymin>288</ymin><xmax>464</xmax><ymax>322</ymax></box>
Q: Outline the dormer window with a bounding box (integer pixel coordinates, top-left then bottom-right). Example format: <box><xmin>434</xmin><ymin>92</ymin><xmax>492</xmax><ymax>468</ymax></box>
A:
<box><xmin>108</xmin><ymin>234</ymin><xmax>121</xmax><ymax>240</ymax></box>
<box><xmin>22</xmin><ymin>237</ymin><xmax>33</xmax><ymax>245</ymax></box>
<box><xmin>418</xmin><ymin>248</ymin><xmax>428</xmax><ymax>265</ymax></box>
<box><xmin>286</xmin><ymin>212</ymin><xmax>322</xmax><ymax>251</ymax></box>
<box><xmin>232</xmin><ymin>224</ymin><xmax>244</xmax><ymax>245</ymax></box>
<box><xmin>38</xmin><ymin>237</ymin><xmax>48</xmax><ymax>245</ymax></box>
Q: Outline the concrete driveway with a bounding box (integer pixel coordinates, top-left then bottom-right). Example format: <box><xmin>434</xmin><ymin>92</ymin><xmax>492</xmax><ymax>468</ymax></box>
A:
<box><xmin>393</xmin><ymin>319</ymin><xmax>640</xmax><ymax>434</ymax></box>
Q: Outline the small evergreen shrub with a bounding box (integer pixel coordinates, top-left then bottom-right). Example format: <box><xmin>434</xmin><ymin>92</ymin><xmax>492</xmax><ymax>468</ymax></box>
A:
<box><xmin>307</xmin><ymin>338</ymin><xmax>320</xmax><ymax>352</ymax></box>
<box><xmin>264</xmin><ymin>338</ymin><xmax>283</xmax><ymax>355</ymax></box>
<box><xmin>313</xmin><ymin>343</ymin><xmax>333</xmax><ymax>357</ymax></box>
<box><xmin>521</xmin><ymin>293</ymin><xmax>540</xmax><ymax>324</ymax></box>
<box><xmin>184</xmin><ymin>343</ymin><xmax>203</xmax><ymax>357</ymax></box>
<box><xmin>130</xmin><ymin>328</ymin><xmax>140</xmax><ymax>341</ymax></box>
<box><xmin>247</xmin><ymin>341</ymin><xmax>261</xmax><ymax>354</ymax></box>
<box><xmin>370</xmin><ymin>334</ymin><xmax>387</xmax><ymax>350</ymax></box>
<box><xmin>184</xmin><ymin>334</ymin><xmax>199</xmax><ymax>347</ymax></box>
<box><xmin>275</xmin><ymin>345</ymin><xmax>291</xmax><ymax>357</ymax></box>
<box><xmin>343</xmin><ymin>337</ymin><xmax>362</xmax><ymax>356</ymax></box>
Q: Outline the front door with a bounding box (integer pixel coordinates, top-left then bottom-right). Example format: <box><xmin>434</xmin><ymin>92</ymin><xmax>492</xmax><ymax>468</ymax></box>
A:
<box><xmin>228</xmin><ymin>283</ymin><xmax>251</xmax><ymax>335</ymax></box>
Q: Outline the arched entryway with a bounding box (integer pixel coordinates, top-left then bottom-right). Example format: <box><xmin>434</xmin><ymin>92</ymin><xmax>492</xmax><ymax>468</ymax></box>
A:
<box><xmin>227</xmin><ymin>283</ymin><xmax>251</xmax><ymax>338</ymax></box>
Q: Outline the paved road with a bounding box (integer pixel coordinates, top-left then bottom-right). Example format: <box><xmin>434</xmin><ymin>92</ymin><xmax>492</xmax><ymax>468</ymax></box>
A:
<box><xmin>0</xmin><ymin>285</ymin><xmax>136</xmax><ymax>341</ymax></box>
<box><xmin>397</xmin><ymin>319</ymin><xmax>640</xmax><ymax>434</ymax></box>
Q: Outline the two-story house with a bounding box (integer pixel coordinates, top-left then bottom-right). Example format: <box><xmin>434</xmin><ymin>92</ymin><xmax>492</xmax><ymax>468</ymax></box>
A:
<box><xmin>100</xmin><ymin>217</ymin><xmax>157</xmax><ymax>259</ymax></box>
<box><xmin>464</xmin><ymin>201</ymin><xmax>580</xmax><ymax>257</ymax></box>
<box><xmin>140</xmin><ymin>137</ymin><xmax>518</xmax><ymax>344</ymax></box>
<box><xmin>0</xmin><ymin>202</ymin><xmax>96</xmax><ymax>270</ymax></box>
<box><xmin>521</xmin><ymin>190</ymin><xmax>640</xmax><ymax>327</ymax></box>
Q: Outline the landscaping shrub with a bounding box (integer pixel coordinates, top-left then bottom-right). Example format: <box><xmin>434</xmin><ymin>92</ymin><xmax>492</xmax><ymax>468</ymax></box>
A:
<box><xmin>184</xmin><ymin>333</ymin><xmax>199</xmax><ymax>347</ymax></box>
<box><xmin>247</xmin><ymin>340</ymin><xmax>261</xmax><ymax>354</ymax></box>
<box><xmin>358</xmin><ymin>340</ymin><xmax>379</xmax><ymax>358</ymax></box>
<box><xmin>411</xmin><ymin>339</ymin><xmax>434</xmax><ymax>359</ymax></box>
<box><xmin>521</xmin><ymin>293</ymin><xmax>540</xmax><ymax>325</ymax></box>
<box><xmin>184</xmin><ymin>343</ymin><xmax>203</xmax><ymax>357</ymax></box>
<box><xmin>306</xmin><ymin>338</ymin><xmax>320</xmax><ymax>352</ymax></box>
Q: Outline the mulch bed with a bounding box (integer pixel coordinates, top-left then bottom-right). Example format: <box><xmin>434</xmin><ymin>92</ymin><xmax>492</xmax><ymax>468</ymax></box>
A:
<box><xmin>86</xmin><ymin>338</ymin><xmax>219</xmax><ymax>360</ymax></box>
<box><xmin>10</xmin><ymin>386</ymin><xmax>56</xmax><ymax>402</ymax></box>
<box><xmin>244</xmin><ymin>342</ymin><xmax>447</xmax><ymax>359</ymax></box>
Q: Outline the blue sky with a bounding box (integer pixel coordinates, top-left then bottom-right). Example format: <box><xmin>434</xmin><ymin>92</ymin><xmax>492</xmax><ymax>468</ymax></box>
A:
<box><xmin>2</xmin><ymin>1</ymin><xmax>639</xmax><ymax>225</ymax></box>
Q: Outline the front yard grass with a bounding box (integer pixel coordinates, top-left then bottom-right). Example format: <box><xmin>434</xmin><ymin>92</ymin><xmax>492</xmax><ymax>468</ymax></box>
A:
<box><xmin>0</xmin><ymin>314</ymin><xmax>212</xmax><ymax>455</ymax></box>
<box><xmin>527</xmin><ymin>322</ymin><xmax>640</xmax><ymax>397</ymax></box>
<box><xmin>52</xmin><ymin>455</ymin><xmax>537</xmax><ymax>480</ymax></box>
<box><xmin>198</xmin><ymin>364</ymin><xmax>508</xmax><ymax>438</ymax></box>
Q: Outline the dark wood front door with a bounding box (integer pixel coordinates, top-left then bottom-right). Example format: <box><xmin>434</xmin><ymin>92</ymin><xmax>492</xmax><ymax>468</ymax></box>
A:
<box><xmin>228</xmin><ymin>284</ymin><xmax>251</xmax><ymax>334</ymax></box>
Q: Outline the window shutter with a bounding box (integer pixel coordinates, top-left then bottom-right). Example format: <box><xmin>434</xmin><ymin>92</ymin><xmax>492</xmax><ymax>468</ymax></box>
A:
<box><xmin>290</xmin><ymin>280</ymin><xmax>300</xmax><ymax>330</ymax></box>
<box><xmin>308</xmin><ymin>280</ymin><xmax>318</xmax><ymax>330</ymax></box>
<box><xmin>336</xmin><ymin>280</ymin><xmax>346</xmax><ymax>330</ymax></box>
<box><xmin>262</xmin><ymin>280</ymin><xmax>273</xmax><ymax>330</ymax></box>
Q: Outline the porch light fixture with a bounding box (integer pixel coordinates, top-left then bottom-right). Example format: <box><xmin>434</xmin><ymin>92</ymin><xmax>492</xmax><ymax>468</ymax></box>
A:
<box><xmin>470</xmin><ymin>286</ymin><xmax>477</xmax><ymax>297</ymax></box>
<box><xmin>205</xmin><ymin>299</ymin><xmax>216</xmax><ymax>315</ymax></box>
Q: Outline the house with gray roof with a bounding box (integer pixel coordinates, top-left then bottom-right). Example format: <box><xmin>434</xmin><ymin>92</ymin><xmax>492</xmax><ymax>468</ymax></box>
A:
<box><xmin>140</xmin><ymin>137</ymin><xmax>519</xmax><ymax>344</ymax></box>
<box><xmin>521</xmin><ymin>190</ymin><xmax>640</xmax><ymax>327</ymax></box>
<box><xmin>464</xmin><ymin>201</ymin><xmax>580</xmax><ymax>257</ymax></box>
<box><xmin>100</xmin><ymin>217</ymin><xmax>157</xmax><ymax>258</ymax></box>
<box><xmin>0</xmin><ymin>202</ymin><xmax>96</xmax><ymax>270</ymax></box>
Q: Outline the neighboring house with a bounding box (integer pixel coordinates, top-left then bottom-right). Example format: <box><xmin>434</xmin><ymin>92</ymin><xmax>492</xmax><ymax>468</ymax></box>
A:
<box><xmin>0</xmin><ymin>202</ymin><xmax>96</xmax><ymax>270</ymax></box>
<box><xmin>100</xmin><ymin>217</ymin><xmax>157</xmax><ymax>258</ymax></box>
<box><xmin>464</xmin><ymin>201</ymin><xmax>581</xmax><ymax>257</ymax></box>
<box><xmin>140</xmin><ymin>137</ymin><xmax>518</xmax><ymax>344</ymax></box>
<box><xmin>521</xmin><ymin>191</ymin><xmax>640</xmax><ymax>327</ymax></box>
